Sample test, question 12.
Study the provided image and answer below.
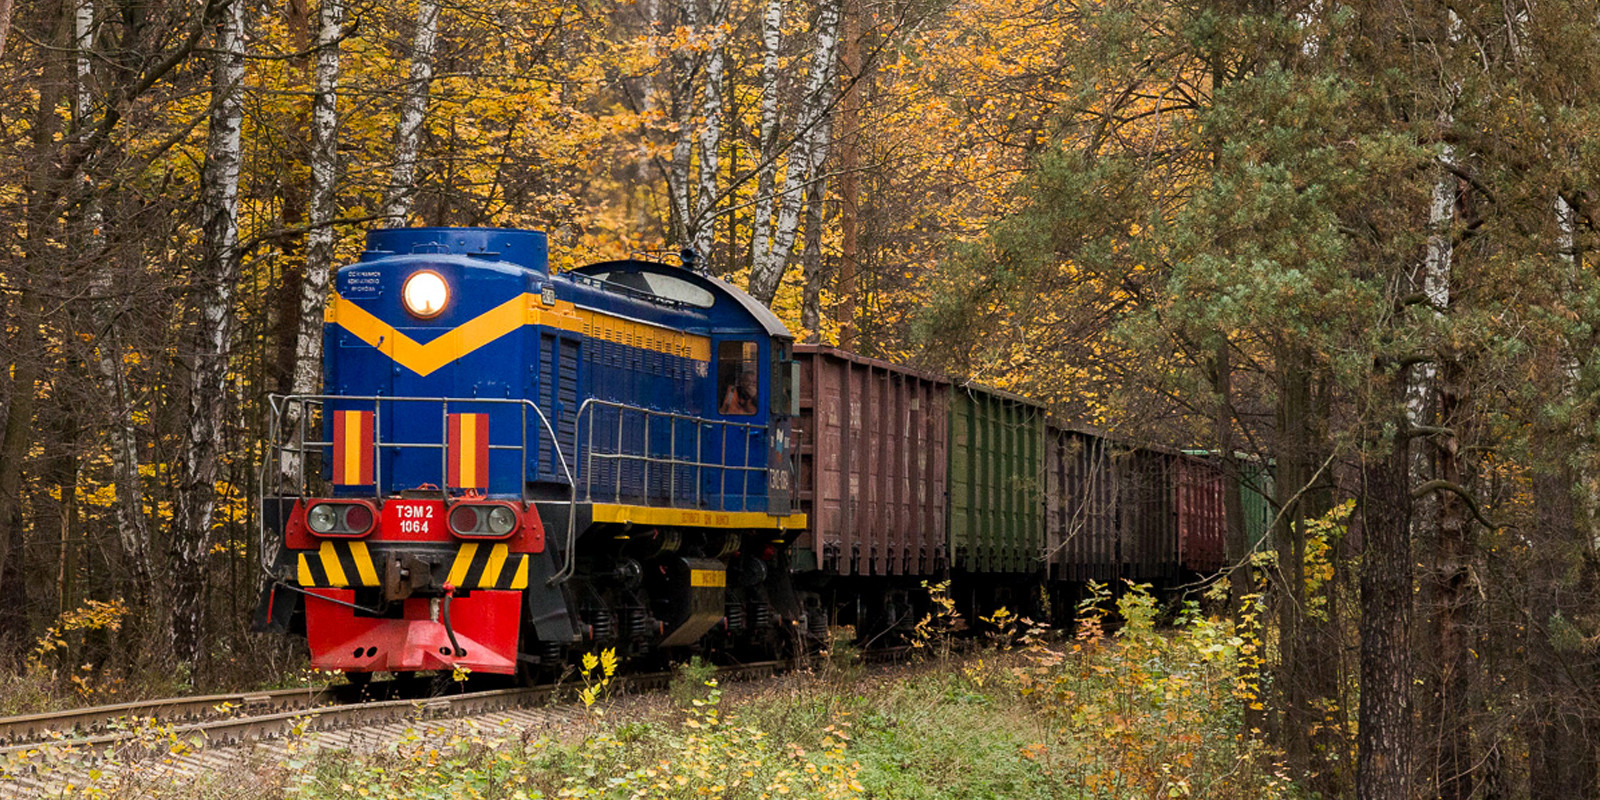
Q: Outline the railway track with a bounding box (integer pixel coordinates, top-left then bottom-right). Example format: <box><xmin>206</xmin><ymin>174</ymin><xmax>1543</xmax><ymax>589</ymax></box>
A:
<box><xmin>0</xmin><ymin>685</ymin><xmax>336</xmax><ymax>750</ymax></box>
<box><xmin>0</xmin><ymin>655</ymin><xmax>842</xmax><ymax>794</ymax></box>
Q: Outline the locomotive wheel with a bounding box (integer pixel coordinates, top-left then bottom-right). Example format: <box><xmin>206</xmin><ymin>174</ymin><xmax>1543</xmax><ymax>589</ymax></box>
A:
<box><xmin>515</xmin><ymin>626</ymin><xmax>567</xmax><ymax>686</ymax></box>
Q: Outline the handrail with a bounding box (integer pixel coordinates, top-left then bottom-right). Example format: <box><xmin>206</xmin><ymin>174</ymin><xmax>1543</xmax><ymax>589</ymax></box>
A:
<box><xmin>571</xmin><ymin>397</ymin><xmax>766</xmax><ymax>507</ymax></box>
<box><xmin>256</xmin><ymin>394</ymin><xmax>572</xmax><ymax>579</ymax></box>
<box><xmin>554</xmin><ymin>398</ymin><xmax>769</xmax><ymax>587</ymax></box>
<box><xmin>258</xmin><ymin>394</ymin><xmax>770</xmax><ymax>590</ymax></box>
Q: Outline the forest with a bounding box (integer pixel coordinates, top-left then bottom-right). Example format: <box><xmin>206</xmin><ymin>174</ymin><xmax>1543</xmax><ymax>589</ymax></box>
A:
<box><xmin>1</xmin><ymin>0</ymin><xmax>1598</xmax><ymax>797</ymax></box>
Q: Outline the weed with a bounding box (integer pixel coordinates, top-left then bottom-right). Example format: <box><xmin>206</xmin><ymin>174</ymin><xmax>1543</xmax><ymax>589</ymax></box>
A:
<box><xmin>669</xmin><ymin>655</ymin><xmax>716</xmax><ymax>708</ymax></box>
<box><xmin>577</xmin><ymin>647</ymin><xmax>618</xmax><ymax>711</ymax></box>
<box><xmin>910</xmin><ymin>580</ymin><xmax>964</xmax><ymax>659</ymax></box>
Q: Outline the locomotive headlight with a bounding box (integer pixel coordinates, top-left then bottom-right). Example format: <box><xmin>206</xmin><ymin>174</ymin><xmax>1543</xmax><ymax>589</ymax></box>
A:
<box><xmin>306</xmin><ymin>503</ymin><xmax>339</xmax><ymax>534</ymax></box>
<box><xmin>402</xmin><ymin>270</ymin><xmax>448</xmax><ymax>319</ymax></box>
<box><xmin>487</xmin><ymin>506</ymin><xmax>517</xmax><ymax>535</ymax></box>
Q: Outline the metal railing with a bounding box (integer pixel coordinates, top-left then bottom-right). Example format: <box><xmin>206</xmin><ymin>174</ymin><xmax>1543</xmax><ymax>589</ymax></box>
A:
<box><xmin>257</xmin><ymin>393</ymin><xmax>772</xmax><ymax>583</ymax></box>
<box><xmin>257</xmin><ymin>395</ymin><xmax>572</xmax><ymax>576</ymax></box>
<box><xmin>574</xmin><ymin>398</ymin><xmax>768</xmax><ymax>512</ymax></box>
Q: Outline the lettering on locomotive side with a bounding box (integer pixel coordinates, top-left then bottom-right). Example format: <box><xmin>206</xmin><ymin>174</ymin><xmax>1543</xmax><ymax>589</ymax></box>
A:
<box><xmin>768</xmin><ymin>469</ymin><xmax>791</xmax><ymax>492</ymax></box>
<box><xmin>339</xmin><ymin>269</ymin><xmax>383</xmax><ymax>299</ymax></box>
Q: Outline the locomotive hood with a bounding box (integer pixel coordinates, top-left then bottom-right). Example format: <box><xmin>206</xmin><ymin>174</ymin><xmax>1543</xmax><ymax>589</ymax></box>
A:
<box><xmin>360</xmin><ymin>227</ymin><xmax>550</xmax><ymax>273</ymax></box>
<box><xmin>571</xmin><ymin>259</ymin><xmax>794</xmax><ymax>342</ymax></box>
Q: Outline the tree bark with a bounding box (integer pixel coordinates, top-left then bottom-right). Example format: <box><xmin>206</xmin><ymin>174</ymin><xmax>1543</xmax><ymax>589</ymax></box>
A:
<box><xmin>800</xmin><ymin>168</ymin><xmax>826</xmax><ymax>342</ymax></box>
<box><xmin>78</xmin><ymin>0</ymin><xmax>155</xmax><ymax>600</ymax></box>
<box><xmin>0</xmin><ymin>1</ymin><xmax>68</xmax><ymax>611</ymax></box>
<box><xmin>665</xmin><ymin>0</ymin><xmax>696</xmax><ymax>247</ymax></box>
<box><xmin>1358</xmin><ymin>410</ymin><xmax>1414</xmax><ymax>800</ymax></box>
<box><xmin>748</xmin><ymin>0</ymin><xmax>840</xmax><ymax>305</ymax></box>
<box><xmin>747</xmin><ymin>0</ymin><xmax>782</xmax><ymax>273</ymax></box>
<box><xmin>1274</xmin><ymin>351</ymin><xmax>1311</xmax><ymax>775</ymax></box>
<box><xmin>171</xmin><ymin>0</ymin><xmax>246</xmax><ymax>665</ymax></box>
<box><xmin>687</xmin><ymin>0</ymin><xmax>723</xmax><ymax>257</ymax></box>
<box><xmin>291</xmin><ymin>0</ymin><xmax>343</xmax><ymax>399</ymax></box>
<box><xmin>0</xmin><ymin>0</ymin><xmax>13</xmax><ymax>57</ymax></box>
<box><xmin>381</xmin><ymin>0</ymin><xmax>439</xmax><ymax>227</ymax></box>
<box><xmin>1213</xmin><ymin>344</ymin><xmax>1248</xmax><ymax>615</ymax></box>
<box><xmin>833</xmin><ymin>0</ymin><xmax>859</xmax><ymax>346</ymax></box>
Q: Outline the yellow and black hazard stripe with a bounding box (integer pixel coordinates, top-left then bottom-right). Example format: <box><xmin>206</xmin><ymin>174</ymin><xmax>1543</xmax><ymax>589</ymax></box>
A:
<box><xmin>297</xmin><ymin>541</ymin><xmax>380</xmax><ymax>588</ymax></box>
<box><xmin>445</xmin><ymin>543</ymin><xmax>531</xmax><ymax>590</ymax></box>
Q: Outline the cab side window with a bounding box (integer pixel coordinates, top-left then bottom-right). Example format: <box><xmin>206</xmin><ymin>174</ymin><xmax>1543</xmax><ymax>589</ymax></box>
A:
<box><xmin>718</xmin><ymin>341</ymin><xmax>759</xmax><ymax>416</ymax></box>
<box><xmin>770</xmin><ymin>340</ymin><xmax>792</xmax><ymax>416</ymax></box>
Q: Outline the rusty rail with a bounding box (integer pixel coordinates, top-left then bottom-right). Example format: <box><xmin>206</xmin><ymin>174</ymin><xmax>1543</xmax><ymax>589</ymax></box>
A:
<box><xmin>0</xmin><ymin>686</ymin><xmax>333</xmax><ymax>748</ymax></box>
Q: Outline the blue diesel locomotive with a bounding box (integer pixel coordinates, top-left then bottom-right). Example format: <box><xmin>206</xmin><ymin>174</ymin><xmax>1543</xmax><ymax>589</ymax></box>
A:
<box><xmin>255</xmin><ymin>227</ymin><xmax>808</xmax><ymax>678</ymax></box>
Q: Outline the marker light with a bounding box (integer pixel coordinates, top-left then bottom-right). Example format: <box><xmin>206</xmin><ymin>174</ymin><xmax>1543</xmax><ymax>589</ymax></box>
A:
<box><xmin>402</xmin><ymin>270</ymin><xmax>448</xmax><ymax>319</ymax></box>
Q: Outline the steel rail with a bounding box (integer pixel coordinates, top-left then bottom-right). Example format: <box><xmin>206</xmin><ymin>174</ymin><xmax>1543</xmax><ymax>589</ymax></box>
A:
<box><xmin>0</xmin><ymin>685</ymin><xmax>333</xmax><ymax>747</ymax></box>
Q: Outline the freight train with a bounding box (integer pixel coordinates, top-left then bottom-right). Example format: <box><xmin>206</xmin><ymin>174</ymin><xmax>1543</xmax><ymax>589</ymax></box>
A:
<box><xmin>253</xmin><ymin>226</ymin><xmax>1273</xmax><ymax>680</ymax></box>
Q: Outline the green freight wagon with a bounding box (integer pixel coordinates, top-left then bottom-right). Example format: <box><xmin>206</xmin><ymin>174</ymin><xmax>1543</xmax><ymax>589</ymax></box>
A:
<box><xmin>1239</xmin><ymin>459</ymin><xmax>1275</xmax><ymax>551</ymax></box>
<box><xmin>947</xmin><ymin>385</ymin><xmax>1047</xmax><ymax>574</ymax></box>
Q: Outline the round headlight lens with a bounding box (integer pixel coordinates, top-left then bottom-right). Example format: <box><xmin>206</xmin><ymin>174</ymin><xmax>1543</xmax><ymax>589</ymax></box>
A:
<box><xmin>306</xmin><ymin>503</ymin><xmax>338</xmax><ymax>533</ymax></box>
<box><xmin>402</xmin><ymin>271</ymin><xmax>448</xmax><ymax>319</ymax></box>
<box><xmin>487</xmin><ymin>506</ymin><xmax>517</xmax><ymax>535</ymax></box>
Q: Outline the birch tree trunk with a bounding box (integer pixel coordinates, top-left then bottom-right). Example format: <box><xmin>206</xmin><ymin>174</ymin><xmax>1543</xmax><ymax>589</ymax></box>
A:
<box><xmin>800</xmin><ymin>171</ymin><xmax>825</xmax><ymax>342</ymax></box>
<box><xmin>748</xmin><ymin>0</ymin><xmax>840</xmax><ymax>305</ymax></box>
<box><xmin>0</xmin><ymin>0</ymin><xmax>12</xmax><ymax>57</ymax></box>
<box><xmin>833</xmin><ymin>0</ymin><xmax>859</xmax><ymax>345</ymax></box>
<box><xmin>291</xmin><ymin>0</ymin><xmax>344</xmax><ymax>399</ymax></box>
<box><xmin>381</xmin><ymin>0</ymin><xmax>439</xmax><ymax>227</ymax></box>
<box><xmin>688</xmin><ymin>0</ymin><xmax>724</xmax><ymax>257</ymax></box>
<box><xmin>171</xmin><ymin>0</ymin><xmax>246</xmax><ymax>664</ymax></box>
<box><xmin>77</xmin><ymin>0</ymin><xmax>154</xmax><ymax>592</ymax></box>
<box><xmin>665</xmin><ymin>0</ymin><xmax>698</xmax><ymax>246</ymax></box>
<box><xmin>747</xmin><ymin>0</ymin><xmax>782</xmax><ymax>274</ymax></box>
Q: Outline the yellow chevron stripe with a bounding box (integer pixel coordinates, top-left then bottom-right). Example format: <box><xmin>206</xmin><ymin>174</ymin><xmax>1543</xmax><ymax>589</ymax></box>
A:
<box><xmin>447</xmin><ymin>543</ymin><xmax>479</xmax><ymax>587</ymax></box>
<box><xmin>297</xmin><ymin>554</ymin><xmax>313</xmax><ymax>586</ymax></box>
<box><xmin>318</xmin><ymin>541</ymin><xmax>348</xmax><ymax>587</ymax></box>
<box><xmin>482</xmin><ymin>543</ymin><xmax>509</xmax><ymax>586</ymax></box>
<box><xmin>349</xmin><ymin>541</ymin><xmax>379</xmax><ymax>585</ymax></box>
<box><xmin>329</xmin><ymin>292</ymin><xmax>711</xmax><ymax>377</ymax></box>
<box><xmin>510</xmin><ymin>556</ymin><xmax>529</xmax><ymax>589</ymax></box>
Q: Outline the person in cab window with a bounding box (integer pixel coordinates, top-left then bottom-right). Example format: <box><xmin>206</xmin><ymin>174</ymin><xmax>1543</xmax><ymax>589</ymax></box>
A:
<box><xmin>721</xmin><ymin>369</ymin><xmax>758</xmax><ymax>415</ymax></box>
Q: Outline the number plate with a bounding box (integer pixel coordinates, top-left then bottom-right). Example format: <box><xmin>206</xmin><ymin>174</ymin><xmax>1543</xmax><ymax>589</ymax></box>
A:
<box><xmin>383</xmin><ymin>499</ymin><xmax>442</xmax><ymax>540</ymax></box>
<box><xmin>690</xmin><ymin>569</ymin><xmax>726</xmax><ymax>588</ymax></box>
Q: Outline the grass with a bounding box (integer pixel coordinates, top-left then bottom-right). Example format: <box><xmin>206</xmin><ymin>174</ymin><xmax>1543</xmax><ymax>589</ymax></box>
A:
<box><xmin>7</xmin><ymin>584</ymin><xmax>1300</xmax><ymax>799</ymax></box>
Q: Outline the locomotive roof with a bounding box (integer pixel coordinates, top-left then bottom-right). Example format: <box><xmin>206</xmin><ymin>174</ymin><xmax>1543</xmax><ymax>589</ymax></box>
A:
<box><xmin>570</xmin><ymin>259</ymin><xmax>793</xmax><ymax>341</ymax></box>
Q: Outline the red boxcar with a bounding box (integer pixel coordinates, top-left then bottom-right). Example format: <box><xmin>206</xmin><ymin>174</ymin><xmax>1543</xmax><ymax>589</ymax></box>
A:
<box><xmin>793</xmin><ymin>345</ymin><xmax>949</xmax><ymax>577</ymax></box>
<box><xmin>1175</xmin><ymin>454</ymin><xmax>1228</xmax><ymax>573</ymax></box>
